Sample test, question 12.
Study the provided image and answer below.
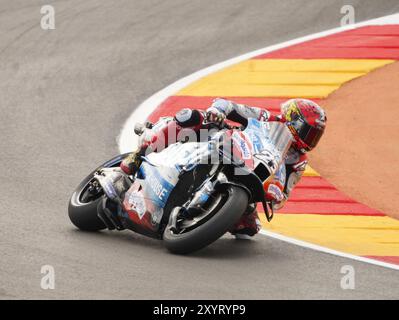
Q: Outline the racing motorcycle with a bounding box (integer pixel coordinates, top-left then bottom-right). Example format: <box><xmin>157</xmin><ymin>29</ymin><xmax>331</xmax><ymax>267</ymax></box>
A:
<box><xmin>68</xmin><ymin>117</ymin><xmax>293</xmax><ymax>254</ymax></box>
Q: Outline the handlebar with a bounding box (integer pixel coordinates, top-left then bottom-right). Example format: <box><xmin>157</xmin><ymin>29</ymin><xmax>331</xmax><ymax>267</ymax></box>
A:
<box><xmin>203</xmin><ymin>118</ymin><xmax>241</xmax><ymax>131</ymax></box>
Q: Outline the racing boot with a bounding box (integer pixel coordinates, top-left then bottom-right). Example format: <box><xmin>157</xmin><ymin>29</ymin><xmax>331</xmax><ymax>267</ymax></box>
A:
<box><xmin>120</xmin><ymin>150</ymin><xmax>142</xmax><ymax>175</ymax></box>
<box><xmin>230</xmin><ymin>204</ymin><xmax>261</xmax><ymax>239</ymax></box>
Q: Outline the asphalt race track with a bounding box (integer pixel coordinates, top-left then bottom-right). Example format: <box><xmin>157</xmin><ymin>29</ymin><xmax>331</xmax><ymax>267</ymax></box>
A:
<box><xmin>1</xmin><ymin>0</ymin><xmax>399</xmax><ymax>299</ymax></box>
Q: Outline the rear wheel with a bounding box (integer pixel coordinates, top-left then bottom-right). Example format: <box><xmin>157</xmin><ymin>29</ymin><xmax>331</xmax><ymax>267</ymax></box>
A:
<box><xmin>163</xmin><ymin>185</ymin><xmax>249</xmax><ymax>254</ymax></box>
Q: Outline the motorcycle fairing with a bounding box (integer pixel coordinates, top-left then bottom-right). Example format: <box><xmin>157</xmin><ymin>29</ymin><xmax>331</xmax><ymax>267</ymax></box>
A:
<box><xmin>137</xmin><ymin>162</ymin><xmax>176</xmax><ymax>208</ymax></box>
<box><xmin>122</xmin><ymin>160</ymin><xmax>177</xmax><ymax>231</ymax></box>
<box><xmin>243</xmin><ymin>118</ymin><xmax>293</xmax><ymax>177</ymax></box>
<box><xmin>121</xmin><ymin>118</ymin><xmax>293</xmax><ymax>232</ymax></box>
<box><xmin>122</xmin><ymin>140</ymin><xmax>219</xmax><ymax>232</ymax></box>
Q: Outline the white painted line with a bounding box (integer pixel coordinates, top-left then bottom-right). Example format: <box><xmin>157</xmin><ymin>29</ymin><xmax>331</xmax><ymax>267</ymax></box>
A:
<box><xmin>119</xmin><ymin>12</ymin><xmax>399</xmax><ymax>152</ymax></box>
<box><xmin>118</xmin><ymin>13</ymin><xmax>399</xmax><ymax>270</ymax></box>
<box><xmin>260</xmin><ymin>230</ymin><xmax>399</xmax><ymax>271</ymax></box>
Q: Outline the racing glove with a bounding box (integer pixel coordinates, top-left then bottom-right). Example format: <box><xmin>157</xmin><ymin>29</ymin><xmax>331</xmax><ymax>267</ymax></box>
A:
<box><xmin>206</xmin><ymin>110</ymin><xmax>226</xmax><ymax>127</ymax></box>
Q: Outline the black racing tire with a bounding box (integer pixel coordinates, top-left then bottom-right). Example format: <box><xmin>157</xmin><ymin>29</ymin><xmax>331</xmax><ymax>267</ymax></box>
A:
<box><xmin>163</xmin><ymin>185</ymin><xmax>249</xmax><ymax>254</ymax></box>
<box><xmin>68</xmin><ymin>175</ymin><xmax>106</xmax><ymax>232</ymax></box>
<box><xmin>68</xmin><ymin>153</ymin><xmax>129</xmax><ymax>231</ymax></box>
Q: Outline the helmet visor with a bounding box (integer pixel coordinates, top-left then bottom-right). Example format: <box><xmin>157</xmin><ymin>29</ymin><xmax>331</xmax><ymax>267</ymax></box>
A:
<box><xmin>291</xmin><ymin>118</ymin><xmax>324</xmax><ymax>151</ymax></box>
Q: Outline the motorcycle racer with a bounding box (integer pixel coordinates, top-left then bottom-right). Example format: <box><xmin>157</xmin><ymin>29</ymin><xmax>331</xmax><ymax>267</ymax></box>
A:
<box><xmin>121</xmin><ymin>98</ymin><xmax>327</xmax><ymax>238</ymax></box>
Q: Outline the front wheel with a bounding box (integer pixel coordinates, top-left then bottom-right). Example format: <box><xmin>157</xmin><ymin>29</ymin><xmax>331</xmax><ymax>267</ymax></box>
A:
<box><xmin>68</xmin><ymin>153</ymin><xmax>129</xmax><ymax>231</ymax></box>
<box><xmin>68</xmin><ymin>174</ymin><xmax>106</xmax><ymax>231</ymax></box>
<box><xmin>163</xmin><ymin>185</ymin><xmax>249</xmax><ymax>254</ymax></box>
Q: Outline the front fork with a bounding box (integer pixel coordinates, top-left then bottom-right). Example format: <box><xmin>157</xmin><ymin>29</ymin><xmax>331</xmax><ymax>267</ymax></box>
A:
<box><xmin>184</xmin><ymin>169</ymin><xmax>274</xmax><ymax>222</ymax></box>
<box><xmin>167</xmin><ymin>171</ymin><xmax>229</xmax><ymax>233</ymax></box>
<box><xmin>93</xmin><ymin>168</ymin><xmax>132</xmax><ymax>230</ymax></box>
<box><xmin>184</xmin><ymin>171</ymin><xmax>228</xmax><ymax>215</ymax></box>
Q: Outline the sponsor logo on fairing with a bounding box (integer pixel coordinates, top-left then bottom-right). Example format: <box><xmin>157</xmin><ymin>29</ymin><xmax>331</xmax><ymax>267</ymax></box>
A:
<box><xmin>232</xmin><ymin>132</ymin><xmax>251</xmax><ymax>159</ymax></box>
<box><xmin>244</xmin><ymin>119</ymin><xmax>267</xmax><ymax>152</ymax></box>
<box><xmin>147</xmin><ymin>173</ymin><xmax>168</xmax><ymax>201</ymax></box>
<box><xmin>259</xmin><ymin>110</ymin><xmax>270</xmax><ymax>122</ymax></box>
<box><xmin>140</xmin><ymin>163</ymin><xmax>174</xmax><ymax>208</ymax></box>
<box><xmin>267</xmin><ymin>183</ymin><xmax>284</xmax><ymax>202</ymax></box>
<box><xmin>128</xmin><ymin>191</ymin><xmax>146</xmax><ymax>219</ymax></box>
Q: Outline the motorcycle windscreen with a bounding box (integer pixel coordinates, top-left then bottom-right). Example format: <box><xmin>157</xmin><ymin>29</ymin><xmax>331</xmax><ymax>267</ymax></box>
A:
<box><xmin>244</xmin><ymin>119</ymin><xmax>293</xmax><ymax>157</ymax></box>
<box><xmin>244</xmin><ymin>119</ymin><xmax>293</xmax><ymax>178</ymax></box>
<box><xmin>265</xmin><ymin>121</ymin><xmax>294</xmax><ymax>157</ymax></box>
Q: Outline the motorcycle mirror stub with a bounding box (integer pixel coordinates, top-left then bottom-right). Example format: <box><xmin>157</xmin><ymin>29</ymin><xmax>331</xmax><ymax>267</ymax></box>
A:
<box><xmin>134</xmin><ymin>123</ymin><xmax>145</xmax><ymax>136</ymax></box>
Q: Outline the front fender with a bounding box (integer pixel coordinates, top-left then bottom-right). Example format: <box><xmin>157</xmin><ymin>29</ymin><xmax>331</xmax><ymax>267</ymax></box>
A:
<box><xmin>215</xmin><ymin>180</ymin><xmax>252</xmax><ymax>201</ymax></box>
<box><xmin>221</xmin><ymin>166</ymin><xmax>265</xmax><ymax>203</ymax></box>
<box><xmin>219</xmin><ymin>167</ymin><xmax>274</xmax><ymax>222</ymax></box>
